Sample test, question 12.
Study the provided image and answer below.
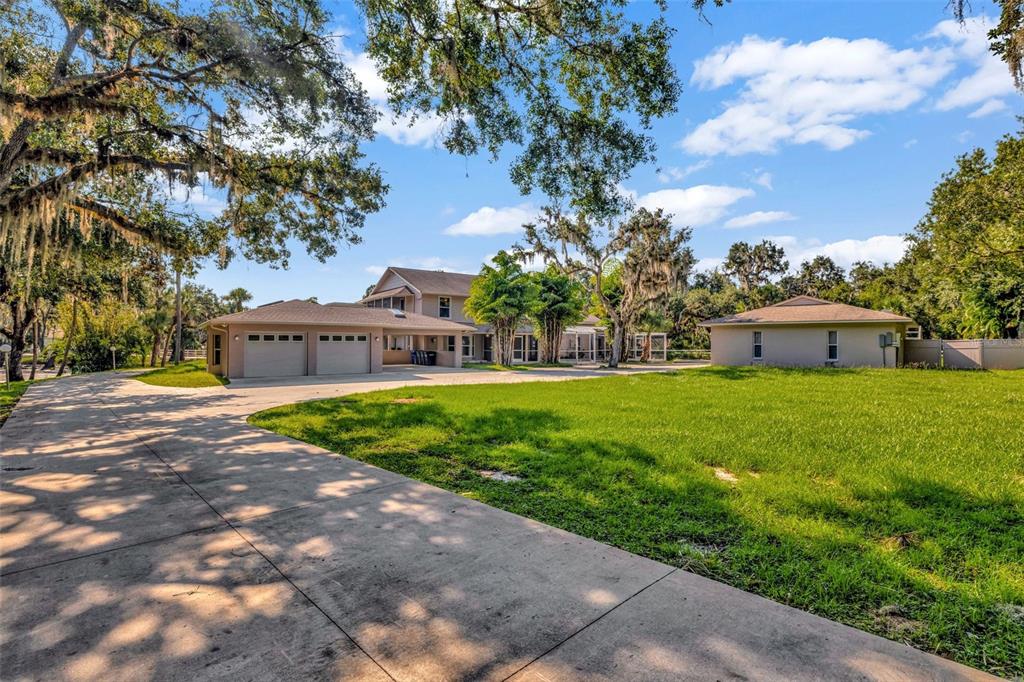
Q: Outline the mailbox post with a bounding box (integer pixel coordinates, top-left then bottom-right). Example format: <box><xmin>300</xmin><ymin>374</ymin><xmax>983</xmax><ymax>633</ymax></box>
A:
<box><xmin>0</xmin><ymin>342</ymin><xmax>11</xmax><ymax>389</ymax></box>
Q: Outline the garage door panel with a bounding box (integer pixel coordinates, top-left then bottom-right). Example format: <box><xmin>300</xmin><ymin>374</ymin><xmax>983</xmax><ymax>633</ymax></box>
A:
<box><xmin>317</xmin><ymin>334</ymin><xmax>370</xmax><ymax>375</ymax></box>
<box><xmin>244</xmin><ymin>333</ymin><xmax>306</xmax><ymax>377</ymax></box>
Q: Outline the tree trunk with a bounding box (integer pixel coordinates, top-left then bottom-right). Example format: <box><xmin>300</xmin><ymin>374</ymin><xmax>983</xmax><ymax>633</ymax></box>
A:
<box><xmin>160</xmin><ymin>320</ymin><xmax>175</xmax><ymax>367</ymax></box>
<box><xmin>641</xmin><ymin>333</ymin><xmax>652</xmax><ymax>362</ymax></box>
<box><xmin>56</xmin><ymin>296</ymin><xmax>78</xmax><ymax>377</ymax></box>
<box><xmin>540</xmin><ymin>317</ymin><xmax>563</xmax><ymax>364</ymax></box>
<box><xmin>29</xmin><ymin>313</ymin><xmax>38</xmax><ymax>380</ymax></box>
<box><xmin>609</xmin><ymin>321</ymin><xmax>623</xmax><ymax>368</ymax></box>
<box><xmin>149</xmin><ymin>332</ymin><xmax>160</xmax><ymax>368</ymax></box>
<box><xmin>4</xmin><ymin>299</ymin><xmax>35</xmax><ymax>382</ymax></box>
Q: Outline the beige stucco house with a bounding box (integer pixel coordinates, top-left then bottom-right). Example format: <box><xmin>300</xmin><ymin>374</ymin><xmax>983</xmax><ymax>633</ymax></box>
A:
<box><xmin>361</xmin><ymin>266</ymin><xmax>667</xmax><ymax>364</ymax></box>
<box><xmin>202</xmin><ymin>299</ymin><xmax>474</xmax><ymax>379</ymax></box>
<box><xmin>700</xmin><ymin>296</ymin><xmax>917</xmax><ymax>368</ymax></box>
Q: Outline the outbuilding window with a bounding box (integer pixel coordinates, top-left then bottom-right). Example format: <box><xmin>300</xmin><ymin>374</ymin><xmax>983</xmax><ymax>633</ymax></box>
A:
<box><xmin>827</xmin><ymin>330</ymin><xmax>839</xmax><ymax>361</ymax></box>
<box><xmin>439</xmin><ymin>296</ymin><xmax>451</xmax><ymax>318</ymax></box>
<box><xmin>752</xmin><ymin>331</ymin><xmax>763</xmax><ymax>360</ymax></box>
<box><xmin>213</xmin><ymin>334</ymin><xmax>222</xmax><ymax>365</ymax></box>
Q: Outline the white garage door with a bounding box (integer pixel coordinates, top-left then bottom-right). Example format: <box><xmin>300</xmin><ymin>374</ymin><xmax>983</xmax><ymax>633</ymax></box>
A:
<box><xmin>317</xmin><ymin>333</ymin><xmax>370</xmax><ymax>375</ymax></box>
<box><xmin>244</xmin><ymin>332</ymin><xmax>306</xmax><ymax>377</ymax></box>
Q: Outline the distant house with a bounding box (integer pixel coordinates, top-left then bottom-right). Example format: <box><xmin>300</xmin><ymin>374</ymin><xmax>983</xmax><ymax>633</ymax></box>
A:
<box><xmin>361</xmin><ymin>266</ymin><xmax>667</xmax><ymax>364</ymax></box>
<box><xmin>700</xmin><ymin>296</ymin><xmax>917</xmax><ymax>368</ymax></box>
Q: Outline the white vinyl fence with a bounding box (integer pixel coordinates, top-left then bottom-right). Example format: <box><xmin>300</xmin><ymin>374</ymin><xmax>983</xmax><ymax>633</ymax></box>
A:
<box><xmin>904</xmin><ymin>339</ymin><xmax>1024</xmax><ymax>369</ymax></box>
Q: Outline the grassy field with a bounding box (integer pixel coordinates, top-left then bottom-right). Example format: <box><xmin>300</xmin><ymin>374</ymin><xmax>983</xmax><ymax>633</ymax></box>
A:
<box><xmin>250</xmin><ymin>367</ymin><xmax>1024</xmax><ymax>675</ymax></box>
<box><xmin>0</xmin><ymin>380</ymin><xmax>32</xmax><ymax>427</ymax></box>
<box><xmin>136</xmin><ymin>359</ymin><xmax>227</xmax><ymax>387</ymax></box>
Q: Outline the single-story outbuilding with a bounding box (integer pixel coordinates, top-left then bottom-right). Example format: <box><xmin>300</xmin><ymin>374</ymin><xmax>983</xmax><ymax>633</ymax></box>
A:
<box><xmin>202</xmin><ymin>299</ymin><xmax>475</xmax><ymax>379</ymax></box>
<box><xmin>700</xmin><ymin>295</ymin><xmax>917</xmax><ymax>368</ymax></box>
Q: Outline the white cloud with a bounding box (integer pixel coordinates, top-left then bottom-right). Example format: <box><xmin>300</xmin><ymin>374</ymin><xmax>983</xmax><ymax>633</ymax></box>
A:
<box><xmin>724</xmin><ymin>210</ymin><xmax>796</xmax><ymax>229</ymax></box>
<box><xmin>657</xmin><ymin>160</ymin><xmax>711</xmax><ymax>183</ymax></box>
<box><xmin>933</xmin><ymin>17</ymin><xmax>1016</xmax><ymax>114</ymax></box>
<box><xmin>956</xmin><ymin>130</ymin><xmax>973</xmax><ymax>143</ymax></box>
<box><xmin>968</xmin><ymin>98</ymin><xmax>1009</xmax><ymax>118</ymax></box>
<box><xmin>752</xmin><ymin>172</ymin><xmax>773</xmax><ymax>190</ymax></box>
<box><xmin>693</xmin><ymin>257</ymin><xmax>724</xmax><ymax>273</ymax></box>
<box><xmin>365</xmin><ymin>256</ymin><xmax>464</xmax><ymax>277</ymax></box>
<box><xmin>444</xmin><ymin>204</ymin><xmax>537</xmax><ymax>237</ymax></box>
<box><xmin>374</xmin><ymin>110</ymin><xmax>446</xmax><ymax>147</ymax></box>
<box><xmin>334</xmin><ymin>37</ymin><xmax>447</xmax><ymax>147</ymax></box>
<box><xmin>636</xmin><ymin>184</ymin><xmax>754</xmax><ymax>227</ymax></box>
<box><xmin>166</xmin><ymin>174</ymin><xmax>227</xmax><ymax>216</ymax></box>
<box><xmin>681</xmin><ymin>35</ymin><xmax>954</xmax><ymax>155</ymax></box>
<box><xmin>769</xmin><ymin>234</ymin><xmax>909</xmax><ymax>270</ymax></box>
<box><xmin>904</xmin><ymin>138</ymin><xmax>919</xmax><ymax>148</ymax></box>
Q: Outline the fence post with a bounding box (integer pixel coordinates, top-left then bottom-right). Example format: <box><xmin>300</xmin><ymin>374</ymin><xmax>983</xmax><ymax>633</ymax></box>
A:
<box><xmin>979</xmin><ymin>339</ymin><xmax>986</xmax><ymax>369</ymax></box>
<box><xmin>939</xmin><ymin>339</ymin><xmax>944</xmax><ymax>369</ymax></box>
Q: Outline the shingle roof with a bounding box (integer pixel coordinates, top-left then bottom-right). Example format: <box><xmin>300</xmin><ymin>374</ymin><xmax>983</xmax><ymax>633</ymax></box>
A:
<box><xmin>388</xmin><ymin>267</ymin><xmax>477</xmax><ymax>296</ymax></box>
<box><xmin>359</xmin><ymin>285</ymin><xmax>414</xmax><ymax>303</ymax></box>
<box><xmin>700</xmin><ymin>296</ymin><xmax>914</xmax><ymax>326</ymax></box>
<box><xmin>203</xmin><ymin>299</ymin><xmax>476</xmax><ymax>331</ymax></box>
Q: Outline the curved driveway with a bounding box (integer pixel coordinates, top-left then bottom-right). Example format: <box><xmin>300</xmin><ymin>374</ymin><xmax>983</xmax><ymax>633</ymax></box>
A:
<box><xmin>1</xmin><ymin>366</ymin><xmax>989</xmax><ymax>681</ymax></box>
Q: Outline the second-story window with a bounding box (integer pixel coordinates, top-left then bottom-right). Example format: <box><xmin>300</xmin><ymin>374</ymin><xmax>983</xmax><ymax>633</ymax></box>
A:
<box><xmin>439</xmin><ymin>296</ymin><xmax>451</xmax><ymax>318</ymax></box>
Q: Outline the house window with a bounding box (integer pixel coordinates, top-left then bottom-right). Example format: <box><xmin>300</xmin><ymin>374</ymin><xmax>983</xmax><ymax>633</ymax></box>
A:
<box><xmin>439</xmin><ymin>297</ymin><xmax>451</xmax><ymax>318</ymax></box>
<box><xmin>752</xmin><ymin>331</ymin><xmax>763</xmax><ymax>360</ymax></box>
<box><xmin>905</xmin><ymin>326</ymin><xmax>921</xmax><ymax>340</ymax></box>
<box><xmin>247</xmin><ymin>334</ymin><xmax>260</xmax><ymax>342</ymax></box>
<box><xmin>213</xmin><ymin>334</ymin><xmax>222</xmax><ymax>365</ymax></box>
<box><xmin>462</xmin><ymin>335</ymin><xmax>474</xmax><ymax>357</ymax></box>
<box><xmin>446</xmin><ymin>335</ymin><xmax>456</xmax><ymax>352</ymax></box>
<box><xmin>263</xmin><ymin>334</ymin><xmax>275</xmax><ymax>341</ymax></box>
<box><xmin>827</xmin><ymin>331</ymin><xmax>839</xmax><ymax>361</ymax></box>
<box><xmin>386</xmin><ymin>335</ymin><xmax>411</xmax><ymax>350</ymax></box>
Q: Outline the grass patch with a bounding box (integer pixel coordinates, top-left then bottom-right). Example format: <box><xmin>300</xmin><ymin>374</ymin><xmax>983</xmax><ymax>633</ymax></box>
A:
<box><xmin>136</xmin><ymin>359</ymin><xmax>227</xmax><ymax>387</ymax></box>
<box><xmin>250</xmin><ymin>366</ymin><xmax>1024</xmax><ymax>676</ymax></box>
<box><xmin>0</xmin><ymin>380</ymin><xmax>33</xmax><ymax>427</ymax></box>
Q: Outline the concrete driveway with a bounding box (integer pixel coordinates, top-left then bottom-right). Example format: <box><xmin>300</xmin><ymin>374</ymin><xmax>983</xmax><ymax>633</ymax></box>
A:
<box><xmin>1</xmin><ymin>367</ymin><xmax>988</xmax><ymax>681</ymax></box>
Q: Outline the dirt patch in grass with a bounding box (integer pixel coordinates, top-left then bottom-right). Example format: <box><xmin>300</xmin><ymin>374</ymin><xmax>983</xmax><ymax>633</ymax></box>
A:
<box><xmin>874</xmin><ymin>605</ymin><xmax>925</xmax><ymax>638</ymax></box>
<box><xmin>711</xmin><ymin>467</ymin><xmax>738</xmax><ymax>484</ymax></box>
<box><xmin>478</xmin><ymin>470</ymin><xmax>522</xmax><ymax>482</ymax></box>
<box><xmin>390</xmin><ymin>397</ymin><xmax>424</xmax><ymax>404</ymax></box>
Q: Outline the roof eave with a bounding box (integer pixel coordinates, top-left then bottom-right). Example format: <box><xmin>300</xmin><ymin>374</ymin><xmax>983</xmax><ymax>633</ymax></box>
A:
<box><xmin>700</xmin><ymin>318</ymin><xmax>913</xmax><ymax>327</ymax></box>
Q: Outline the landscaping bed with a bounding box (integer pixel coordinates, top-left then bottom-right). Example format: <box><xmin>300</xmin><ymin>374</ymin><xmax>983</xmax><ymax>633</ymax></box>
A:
<box><xmin>250</xmin><ymin>366</ymin><xmax>1024</xmax><ymax>676</ymax></box>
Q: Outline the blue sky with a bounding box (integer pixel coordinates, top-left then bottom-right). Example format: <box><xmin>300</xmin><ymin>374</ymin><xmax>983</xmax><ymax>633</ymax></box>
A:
<box><xmin>192</xmin><ymin>0</ymin><xmax>1022</xmax><ymax>304</ymax></box>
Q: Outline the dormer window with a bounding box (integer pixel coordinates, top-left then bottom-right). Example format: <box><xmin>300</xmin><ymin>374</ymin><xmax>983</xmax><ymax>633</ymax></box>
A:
<box><xmin>439</xmin><ymin>296</ymin><xmax>451</xmax><ymax>318</ymax></box>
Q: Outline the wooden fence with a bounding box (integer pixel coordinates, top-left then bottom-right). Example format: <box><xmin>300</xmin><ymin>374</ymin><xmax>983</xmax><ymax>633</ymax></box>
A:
<box><xmin>904</xmin><ymin>339</ymin><xmax>1024</xmax><ymax>369</ymax></box>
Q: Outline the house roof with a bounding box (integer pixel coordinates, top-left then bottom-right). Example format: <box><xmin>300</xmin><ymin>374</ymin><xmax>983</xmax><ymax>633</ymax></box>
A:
<box><xmin>381</xmin><ymin>267</ymin><xmax>477</xmax><ymax>297</ymax></box>
<box><xmin>699</xmin><ymin>296</ymin><xmax>914</xmax><ymax>326</ymax></box>
<box><xmin>360</xmin><ymin>285</ymin><xmax>415</xmax><ymax>303</ymax></box>
<box><xmin>203</xmin><ymin>299</ymin><xmax>476</xmax><ymax>332</ymax></box>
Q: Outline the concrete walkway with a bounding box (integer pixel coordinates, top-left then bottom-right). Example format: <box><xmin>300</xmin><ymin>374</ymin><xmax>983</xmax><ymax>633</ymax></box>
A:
<box><xmin>1</xmin><ymin>368</ymin><xmax>989</xmax><ymax>681</ymax></box>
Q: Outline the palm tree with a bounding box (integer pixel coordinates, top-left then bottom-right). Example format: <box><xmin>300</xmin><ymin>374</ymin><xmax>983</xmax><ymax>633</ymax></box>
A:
<box><xmin>635</xmin><ymin>309</ymin><xmax>668</xmax><ymax>362</ymax></box>
<box><xmin>223</xmin><ymin>287</ymin><xmax>253</xmax><ymax>313</ymax></box>
<box><xmin>141</xmin><ymin>294</ymin><xmax>173</xmax><ymax>367</ymax></box>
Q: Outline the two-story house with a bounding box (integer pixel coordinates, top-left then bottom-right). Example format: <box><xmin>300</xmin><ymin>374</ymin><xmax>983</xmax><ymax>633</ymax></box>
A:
<box><xmin>360</xmin><ymin>266</ymin><xmax>667</xmax><ymax>365</ymax></box>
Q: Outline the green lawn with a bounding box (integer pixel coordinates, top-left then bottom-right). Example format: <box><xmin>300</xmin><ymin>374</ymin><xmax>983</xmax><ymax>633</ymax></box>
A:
<box><xmin>250</xmin><ymin>367</ymin><xmax>1024</xmax><ymax>676</ymax></box>
<box><xmin>136</xmin><ymin>359</ymin><xmax>227</xmax><ymax>387</ymax></box>
<box><xmin>0</xmin><ymin>380</ymin><xmax>32</xmax><ymax>427</ymax></box>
